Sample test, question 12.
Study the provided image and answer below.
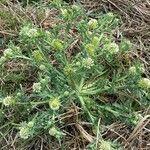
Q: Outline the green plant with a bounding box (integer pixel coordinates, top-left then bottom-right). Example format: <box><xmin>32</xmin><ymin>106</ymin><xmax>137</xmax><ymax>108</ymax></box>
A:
<box><xmin>0</xmin><ymin>1</ymin><xmax>149</xmax><ymax>148</ymax></box>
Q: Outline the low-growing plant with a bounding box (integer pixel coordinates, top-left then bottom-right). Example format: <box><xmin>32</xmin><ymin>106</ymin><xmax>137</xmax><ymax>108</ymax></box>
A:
<box><xmin>0</xmin><ymin>0</ymin><xmax>150</xmax><ymax>149</ymax></box>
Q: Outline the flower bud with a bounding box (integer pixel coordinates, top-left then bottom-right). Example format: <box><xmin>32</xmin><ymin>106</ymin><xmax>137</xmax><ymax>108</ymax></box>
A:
<box><xmin>2</xmin><ymin>96</ymin><xmax>15</xmax><ymax>106</ymax></box>
<box><xmin>92</xmin><ymin>36</ymin><xmax>100</xmax><ymax>47</ymax></box>
<box><xmin>88</xmin><ymin>19</ymin><xmax>98</xmax><ymax>30</ymax></box>
<box><xmin>64</xmin><ymin>91</ymin><xmax>69</xmax><ymax>96</ymax></box>
<box><xmin>61</xmin><ymin>9</ymin><xmax>69</xmax><ymax>19</ymax></box>
<box><xmin>39</xmin><ymin>64</ymin><xmax>46</xmax><ymax>71</ymax></box>
<box><xmin>32</xmin><ymin>82</ymin><xmax>42</xmax><ymax>92</ymax></box>
<box><xmin>32</xmin><ymin>50</ymin><xmax>44</xmax><ymax>61</ymax></box>
<box><xmin>138</xmin><ymin>78</ymin><xmax>150</xmax><ymax>89</ymax></box>
<box><xmin>49</xmin><ymin>98</ymin><xmax>61</xmax><ymax>111</ymax></box>
<box><xmin>85</xmin><ymin>44</ymin><xmax>95</xmax><ymax>56</ymax></box>
<box><xmin>64</xmin><ymin>65</ymin><xmax>75</xmax><ymax>76</ymax></box>
<box><xmin>105</xmin><ymin>42</ymin><xmax>119</xmax><ymax>54</ymax></box>
<box><xmin>51</xmin><ymin>39</ymin><xmax>64</xmax><ymax>50</ymax></box>
<box><xmin>49</xmin><ymin>127</ymin><xmax>58</xmax><ymax>136</ymax></box>
<box><xmin>0</xmin><ymin>56</ymin><xmax>7</xmax><ymax>65</ymax></box>
<box><xmin>19</xmin><ymin>127</ymin><xmax>30</xmax><ymax>139</ymax></box>
<box><xmin>83</xmin><ymin>57</ymin><xmax>94</xmax><ymax>69</ymax></box>
<box><xmin>3</xmin><ymin>48</ymin><xmax>13</xmax><ymax>58</ymax></box>
<box><xmin>120</xmin><ymin>38</ymin><xmax>132</xmax><ymax>51</ymax></box>
<box><xmin>27</xmin><ymin>121</ymin><xmax>34</xmax><ymax>128</ymax></box>
<box><xmin>129</xmin><ymin>66</ymin><xmax>136</xmax><ymax>75</ymax></box>
<box><xmin>100</xmin><ymin>140</ymin><xmax>112</xmax><ymax>150</ymax></box>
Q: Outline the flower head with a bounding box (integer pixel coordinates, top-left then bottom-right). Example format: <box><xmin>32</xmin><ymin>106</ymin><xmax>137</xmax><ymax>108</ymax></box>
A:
<box><xmin>61</xmin><ymin>9</ymin><xmax>69</xmax><ymax>19</ymax></box>
<box><xmin>129</xmin><ymin>66</ymin><xmax>136</xmax><ymax>75</ymax></box>
<box><xmin>3</xmin><ymin>48</ymin><xmax>13</xmax><ymax>58</ymax></box>
<box><xmin>49</xmin><ymin>98</ymin><xmax>61</xmax><ymax>111</ymax></box>
<box><xmin>85</xmin><ymin>44</ymin><xmax>95</xmax><ymax>56</ymax></box>
<box><xmin>120</xmin><ymin>38</ymin><xmax>132</xmax><ymax>51</ymax></box>
<box><xmin>32</xmin><ymin>50</ymin><xmax>44</xmax><ymax>61</ymax></box>
<box><xmin>92</xmin><ymin>36</ymin><xmax>100</xmax><ymax>47</ymax></box>
<box><xmin>32</xmin><ymin>82</ymin><xmax>42</xmax><ymax>92</ymax></box>
<box><xmin>20</xmin><ymin>26</ymin><xmax>39</xmax><ymax>38</ymax></box>
<box><xmin>0</xmin><ymin>56</ymin><xmax>7</xmax><ymax>65</ymax></box>
<box><xmin>83</xmin><ymin>57</ymin><xmax>94</xmax><ymax>69</ymax></box>
<box><xmin>105</xmin><ymin>42</ymin><xmax>119</xmax><ymax>54</ymax></box>
<box><xmin>49</xmin><ymin>127</ymin><xmax>58</xmax><ymax>136</ymax></box>
<box><xmin>2</xmin><ymin>96</ymin><xmax>15</xmax><ymax>106</ymax></box>
<box><xmin>28</xmin><ymin>28</ymin><xmax>39</xmax><ymax>38</ymax></box>
<box><xmin>72</xmin><ymin>5</ymin><xmax>80</xmax><ymax>12</ymax></box>
<box><xmin>51</xmin><ymin>39</ymin><xmax>64</xmax><ymax>50</ymax></box>
<box><xmin>39</xmin><ymin>64</ymin><xmax>46</xmax><ymax>71</ymax></box>
<box><xmin>64</xmin><ymin>65</ymin><xmax>75</xmax><ymax>76</ymax></box>
<box><xmin>100</xmin><ymin>140</ymin><xmax>112</xmax><ymax>150</ymax></box>
<box><xmin>19</xmin><ymin>127</ymin><xmax>31</xmax><ymax>139</ymax></box>
<box><xmin>138</xmin><ymin>78</ymin><xmax>150</xmax><ymax>89</ymax></box>
<box><xmin>88</xmin><ymin>19</ymin><xmax>98</xmax><ymax>30</ymax></box>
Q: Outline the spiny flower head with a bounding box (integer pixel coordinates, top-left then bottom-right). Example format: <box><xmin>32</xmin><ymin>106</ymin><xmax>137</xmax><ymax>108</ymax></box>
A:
<box><xmin>49</xmin><ymin>98</ymin><xmax>61</xmax><ymax>111</ymax></box>
<box><xmin>138</xmin><ymin>78</ymin><xmax>150</xmax><ymax>89</ymax></box>
<box><xmin>88</xmin><ymin>19</ymin><xmax>98</xmax><ymax>30</ymax></box>
<box><xmin>32</xmin><ymin>82</ymin><xmax>42</xmax><ymax>93</ymax></box>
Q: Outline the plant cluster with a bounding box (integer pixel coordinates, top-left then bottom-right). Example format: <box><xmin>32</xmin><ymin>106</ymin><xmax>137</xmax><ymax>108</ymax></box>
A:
<box><xmin>0</xmin><ymin>0</ymin><xmax>150</xmax><ymax>149</ymax></box>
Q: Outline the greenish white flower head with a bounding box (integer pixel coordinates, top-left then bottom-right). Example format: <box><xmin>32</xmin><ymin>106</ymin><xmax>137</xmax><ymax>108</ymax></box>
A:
<box><xmin>2</xmin><ymin>96</ymin><xmax>15</xmax><ymax>106</ymax></box>
<box><xmin>20</xmin><ymin>26</ymin><xmax>39</xmax><ymax>38</ymax></box>
<box><xmin>32</xmin><ymin>82</ymin><xmax>42</xmax><ymax>92</ymax></box>
<box><xmin>19</xmin><ymin>126</ymin><xmax>31</xmax><ymax>139</ymax></box>
<box><xmin>28</xmin><ymin>28</ymin><xmax>39</xmax><ymax>38</ymax></box>
<box><xmin>49</xmin><ymin>98</ymin><xmax>61</xmax><ymax>111</ymax></box>
<box><xmin>3</xmin><ymin>48</ymin><xmax>13</xmax><ymax>58</ymax></box>
<box><xmin>88</xmin><ymin>19</ymin><xmax>98</xmax><ymax>30</ymax></box>
<box><xmin>72</xmin><ymin>4</ymin><xmax>80</xmax><ymax>12</ymax></box>
<box><xmin>39</xmin><ymin>64</ymin><xmax>46</xmax><ymax>71</ymax></box>
<box><xmin>0</xmin><ymin>56</ymin><xmax>7</xmax><ymax>64</ymax></box>
<box><xmin>27</xmin><ymin>121</ymin><xmax>34</xmax><ymax>128</ymax></box>
<box><xmin>32</xmin><ymin>50</ymin><xmax>44</xmax><ymax>61</ymax></box>
<box><xmin>49</xmin><ymin>127</ymin><xmax>58</xmax><ymax>136</ymax></box>
<box><xmin>138</xmin><ymin>78</ymin><xmax>150</xmax><ymax>89</ymax></box>
<box><xmin>105</xmin><ymin>42</ymin><xmax>119</xmax><ymax>54</ymax></box>
<box><xmin>92</xmin><ymin>36</ymin><xmax>100</xmax><ymax>47</ymax></box>
<box><xmin>83</xmin><ymin>57</ymin><xmax>94</xmax><ymax>69</ymax></box>
<box><xmin>129</xmin><ymin>66</ymin><xmax>136</xmax><ymax>75</ymax></box>
<box><xmin>64</xmin><ymin>65</ymin><xmax>75</xmax><ymax>76</ymax></box>
<box><xmin>61</xmin><ymin>9</ymin><xmax>69</xmax><ymax>19</ymax></box>
<box><xmin>100</xmin><ymin>140</ymin><xmax>112</xmax><ymax>150</ymax></box>
<box><xmin>51</xmin><ymin>39</ymin><xmax>64</xmax><ymax>50</ymax></box>
<box><xmin>85</xmin><ymin>43</ymin><xmax>95</xmax><ymax>56</ymax></box>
